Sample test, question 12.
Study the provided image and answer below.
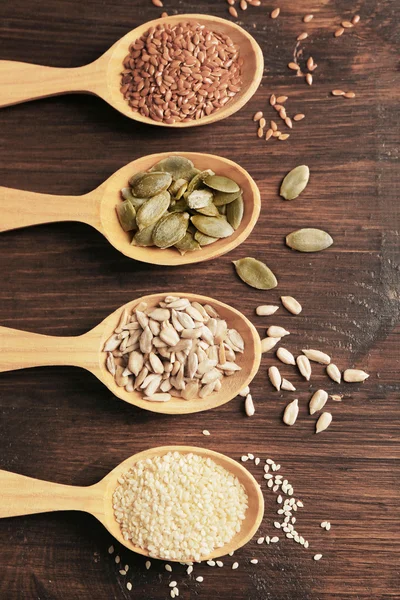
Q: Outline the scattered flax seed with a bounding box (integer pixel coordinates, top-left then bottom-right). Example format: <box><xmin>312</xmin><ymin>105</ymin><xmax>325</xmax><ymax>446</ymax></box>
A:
<box><xmin>314</xmin><ymin>554</ymin><xmax>323</xmax><ymax>561</ymax></box>
<box><xmin>334</xmin><ymin>27</ymin><xmax>345</xmax><ymax>37</ymax></box>
<box><xmin>202</xmin><ymin>429</ymin><xmax>211</xmax><ymax>436</ymax></box>
<box><xmin>279</xmin><ymin>109</ymin><xmax>287</xmax><ymax>119</ymax></box>
<box><xmin>227</xmin><ymin>0</ymin><xmax>235</xmax><ymax>5</ymax></box>
<box><xmin>293</xmin><ymin>113</ymin><xmax>305</xmax><ymax>121</ymax></box>
<box><xmin>240</xmin><ymin>0</ymin><xmax>248</xmax><ymax>9</ymax></box>
<box><xmin>161</xmin><ymin>12</ymin><xmax>168</xmax><ymax>17</ymax></box>
<box><xmin>297</xmin><ymin>32</ymin><xmax>308</xmax><ymax>41</ymax></box>
<box><xmin>332</xmin><ymin>89</ymin><xmax>345</xmax><ymax>96</ymax></box>
<box><xmin>352</xmin><ymin>14</ymin><xmax>361</xmax><ymax>24</ymax></box>
<box><xmin>232</xmin><ymin>562</ymin><xmax>239</xmax><ymax>569</ymax></box>
<box><xmin>309</xmin><ymin>62</ymin><xmax>318</xmax><ymax>71</ymax></box>
<box><xmin>341</xmin><ymin>21</ymin><xmax>353</xmax><ymax>28</ymax></box>
<box><xmin>288</xmin><ymin>62</ymin><xmax>300</xmax><ymax>71</ymax></box>
<box><xmin>274</xmin><ymin>104</ymin><xmax>283</xmax><ymax>111</ymax></box>
<box><xmin>259</xmin><ymin>117</ymin><xmax>267</xmax><ymax>128</ymax></box>
<box><xmin>307</xmin><ymin>57</ymin><xmax>314</xmax><ymax>70</ymax></box>
<box><xmin>306</xmin><ymin>73</ymin><xmax>313</xmax><ymax>85</ymax></box>
<box><xmin>276</xmin><ymin>95</ymin><xmax>288</xmax><ymax>103</ymax></box>
<box><xmin>271</xmin><ymin>7</ymin><xmax>280</xmax><ymax>19</ymax></box>
<box><xmin>303</xmin><ymin>14</ymin><xmax>314</xmax><ymax>22</ymax></box>
<box><xmin>273</xmin><ymin>131</ymin><xmax>282</xmax><ymax>137</ymax></box>
<box><xmin>152</xmin><ymin>0</ymin><xmax>163</xmax><ymax>6</ymax></box>
<box><xmin>344</xmin><ymin>91</ymin><xmax>356</xmax><ymax>98</ymax></box>
<box><xmin>253</xmin><ymin>111</ymin><xmax>263</xmax><ymax>121</ymax></box>
<box><xmin>257</xmin><ymin>127</ymin><xmax>264</xmax><ymax>138</ymax></box>
<box><xmin>271</xmin><ymin>120</ymin><xmax>278</xmax><ymax>131</ymax></box>
<box><xmin>266</xmin><ymin>129</ymin><xmax>273</xmax><ymax>141</ymax></box>
<box><xmin>229</xmin><ymin>6</ymin><xmax>239</xmax><ymax>17</ymax></box>
<box><xmin>270</xmin><ymin>94</ymin><xmax>277</xmax><ymax>106</ymax></box>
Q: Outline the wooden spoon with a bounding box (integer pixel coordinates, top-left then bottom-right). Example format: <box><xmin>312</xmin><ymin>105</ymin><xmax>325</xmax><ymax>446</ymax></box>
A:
<box><xmin>0</xmin><ymin>445</ymin><xmax>264</xmax><ymax>561</ymax></box>
<box><xmin>0</xmin><ymin>292</ymin><xmax>261</xmax><ymax>414</ymax></box>
<box><xmin>0</xmin><ymin>14</ymin><xmax>263</xmax><ymax>127</ymax></box>
<box><xmin>0</xmin><ymin>151</ymin><xmax>261</xmax><ymax>266</ymax></box>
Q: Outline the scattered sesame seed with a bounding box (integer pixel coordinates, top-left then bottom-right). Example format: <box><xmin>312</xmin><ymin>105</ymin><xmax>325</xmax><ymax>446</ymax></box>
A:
<box><xmin>321</xmin><ymin>521</ymin><xmax>327</xmax><ymax>528</ymax></box>
<box><xmin>274</xmin><ymin>522</ymin><xmax>281</xmax><ymax>529</ymax></box>
<box><xmin>169</xmin><ymin>581</ymin><xmax>178</xmax><ymax>587</ymax></box>
<box><xmin>277</xmin><ymin>495</ymin><xmax>283</xmax><ymax>504</ymax></box>
<box><xmin>232</xmin><ymin>562</ymin><xmax>239</xmax><ymax>569</ymax></box>
<box><xmin>241</xmin><ymin>455</ymin><xmax>249</xmax><ymax>462</ymax></box>
<box><xmin>165</xmin><ymin>564</ymin><xmax>173</xmax><ymax>572</ymax></box>
<box><xmin>304</xmin><ymin>540</ymin><xmax>309</xmax><ymax>548</ymax></box>
<box><xmin>207</xmin><ymin>560</ymin><xmax>216</xmax><ymax>566</ymax></box>
<box><xmin>108</xmin><ymin>545</ymin><xmax>114</xmax><ymax>554</ymax></box>
<box><xmin>297</xmin><ymin>500</ymin><xmax>304</xmax><ymax>507</ymax></box>
<box><xmin>266</xmin><ymin>459</ymin><xmax>274</xmax><ymax>465</ymax></box>
<box><xmin>186</xmin><ymin>565</ymin><xmax>193</xmax><ymax>575</ymax></box>
<box><xmin>196</xmin><ymin>576</ymin><xmax>204</xmax><ymax>582</ymax></box>
<box><xmin>119</xmin><ymin>570</ymin><xmax>126</xmax><ymax>576</ymax></box>
<box><xmin>271</xmin><ymin>536</ymin><xmax>279</xmax><ymax>543</ymax></box>
<box><xmin>257</xmin><ymin>536</ymin><xmax>265</xmax><ymax>544</ymax></box>
<box><xmin>115</xmin><ymin>555</ymin><xmax>120</xmax><ymax>564</ymax></box>
<box><xmin>314</xmin><ymin>554</ymin><xmax>323</xmax><ymax>561</ymax></box>
<box><xmin>228</xmin><ymin>551</ymin><xmax>234</xmax><ymax>556</ymax></box>
<box><xmin>145</xmin><ymin>560</ymin><xmax>151</xmax><ymax>570</ymax></box>
<box><xmin>264</xmin><ymin>473</ymin><xmax>273</xmax><ymax>479</ymax></box>
<box><xmin>255</xmin><ymin>457</ymin><xmax>260</xmax><ymax>465</ymax></box>
<box><xmin>268</xmin><ymin>479</ymin><xmax>274</xmax><ymax>488</ymax></box>
<box><xmin>326</xmin><ymin>522</ymin><xmax>331</xmax><ymax>531</ymax></box>
<box><xmin>216</xmin><ymin>561</ymin><xmax>224</xmax><ymax>567</ymax></box>
<box><xmin>248</xmin><ymin>453</ymin><xmax>255</xmax><ymax>460</ymax></box>
<box><xmin>127</xmin><ymin>582</ymin><xmax>132</xmax><ymax>591</ymax></box>
<box><xmin>202</xmin><ymin>430</ymin><xmax>210</xmax><ymax>436</ymax></box>
<box><xmin>265</xmin><ymin>536</ymin><xmax>270</xmax><ymax>544</ymax></box>
<box><xmin>173</xmin><ymin>588</ymin><xmax>179</xmax><ymax>596</ymax></box>
<box><xmin>170</xmin><ymin>591</ymin><xmax>175</xmax><ymax>599</ymax></box>
<box><xmin>250</xmin><ymin>559</ymin><xmax>259</xmax><ymax>564</ymax></box>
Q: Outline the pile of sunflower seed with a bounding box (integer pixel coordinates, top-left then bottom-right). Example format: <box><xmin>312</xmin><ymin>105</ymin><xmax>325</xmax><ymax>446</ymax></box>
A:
<box><xmin>103</xmin><ymin>295</ymin><xmax>244</xmax><ymax>402</ymax></box>
<box><xmin>116</xmin><ymin>156</ymin><xmax>244</xmax><ymax>254</ymax></box>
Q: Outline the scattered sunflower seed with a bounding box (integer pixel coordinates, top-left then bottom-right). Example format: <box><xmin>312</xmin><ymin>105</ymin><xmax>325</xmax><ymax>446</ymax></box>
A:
<box><xmin>296</xmin><ymin>355</ymin><xmax>312</xmax><ymax>380</ymax></box>
<box><xmin>267</xmin><ymin>326</ymin><xmax>290</xmax><ymax>338</ymax></box>
<box><xmin>261</xmin><ymin>337</ymin><xmax>281</xmax><ymax>353</ymax></box>
<box><xmin>327</xmin><ymin>363</ymin><xmax>341</xmax><ymax>383</ymax></box>
<box><xmin>233</xmin><ymin>258</ymin><xmax>278</xmax><ymax>290</ymax></box>
<box><xmin>315</xmin><ymin>412</ymin><xmax>332</xmax><ymax>433</ymax></box>
<box><xmin>268</xmin><ymin>366</ymin><xmax>282</xmax><ymax>391</ymax></box>
<box><xmin>343</xmin><ymin>369</ymin><xmax>369</xmax><ymax>382</ymax></box>
<box><xmin>281</xmin><ymin>378</ymin><xmax>296</xmax><ymax>391</ymax></box>
<box><xmin>245</xmin><ymin>394</ymin><xmax>255</xmax><ymax>416</ymax></box>
<box><xmin>330</xmin><ymin>394</ymin><xmax>343</xmax><ymax>401</ymax></box>
<box><xmin>280</xmin><ymin>166</ymin><xmax>310</xmax><ymax>200</ymax></box>
<box><xmin>256</xmin><ymin>305</ymin><xmax>279</xmax><ymax>316</ymax></box>
<box><xmin>281</xmin><ymin>296</ymin><xmax>302</xmax><ymax>315</ymax></box>
<box><xmin>277</xmin><ymin>347</ymin><xmax>296</xmax><ymax>366</ymax></box>
<box><xmin>302</xmin><ymin>348</ymin><xmax>331</xmax><ymax>365</ymax></box>
<box><xmin>286</xmin><ymin>228</ymin><xmax>333</xmax><ymax>252</ymax></box>
<box><xmin>309</xmin><ymin>389</ymin><xmax>328</xmax><ymax>415</ymax></box>
<box><xmin>283</xmin><ymin>398</ymin><xmax>299</xmax><ymax>425</ymax></box>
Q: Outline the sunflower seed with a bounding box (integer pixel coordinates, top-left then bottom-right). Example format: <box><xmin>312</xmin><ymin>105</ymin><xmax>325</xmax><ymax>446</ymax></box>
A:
<box><xmin>280</xmin><ymin>166</ymin><xmax>310</xmax><ymax>200</ymax></box>
<box><xmin>143</xmin><ymin>393</ymin><xmax>171</xmax><ymax>402</ymax></box>
<box><xmin>343</xmin><ymin>369</ymin><xmax>369</xmax><ymax>382</ymax></box>
<box><xmin>327</xmin><ymin>363</ymin><xmax>341</xmax><ymax>383</ymax></box>
<box><xmin>245</xmin><ymin>394</ymin><xmax>255</xmax><ymax>416</ymax></box>
<box><xmin>286</xmin><ymin>229</ymin><xmax>333</xmax><ymax>252</ymax></box>
<box><xmin>283</xmin><ymin>399</ymin><xmax>299</xmax><ymax>426</ymax></box>
<box><xmin>302</xmin><ymin>349</ymin><xmax>331</xmax><ymax>365</ymax></box>
<box><xmin>106</xmin><ymin>352</ymin><xmax>116</xmax><ymax>376</ymax></box>
<box><xmin>309</xmin><ymin>389</ymin><xmax>328</xmax><ymax>414</ymax></box>
<box><xmin>267</xmin><ymin>326</ymin><xmax>290</xmax><ymax>338</ymax></box>
<box><xmin>281</xmin><ymin>296</ymin><xmax>302</xmax><ymax>315</ymax></box>
<box><xmin>330</xmin><ymin>394</ymin><xmax>343</xmax><ymax>401</ymax></box>
<box><xmin>268</xmin><ymin>366</ymin><xmax>282</xmax><ymax>390</ymax></box>
<box><xmin>277</xmin><ymin>347</ymin><xmax>296</xmax><ymax>365</ymax></box>
<box><xmin>256</xmin><ymin>305</ymin><xmax>279</xmax><ymax>316</ymax></box>
<box><xmin>316</xmin><ymin>412</ymin><xmax>332</xmax><ymax>433</ymax></box>
<box><xmin>233</xmin><ymin>257</ymin><xmax>278</xmax><ymax>290</ymax></box>
<box><xmin>281</xmin><ymin>378</ymin><xmax>296</xmax><ymax>391</ymax></box>
<box><xmin>239</xmin><ymin>386</ymin><xmax>250</xmax><ymax>397</ymax></box>
<box><xmin>261</xmin><ymin>337</ymin><xmax>280</xmax><ymax>353</ymax></box>
<box><xmin>296</xmin><ymin>355</ymin><xmax>312</xmax><ymax>380</ymax></box>
<box><xmin>103</xmin><ymin>334</ymin><xmax>121</xmax><ymax>352</ymax></box>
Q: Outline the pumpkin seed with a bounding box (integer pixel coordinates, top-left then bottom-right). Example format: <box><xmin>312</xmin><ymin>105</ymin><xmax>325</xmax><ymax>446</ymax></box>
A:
<box><xmin>169</xmin><ymin>178</ymin><xmax>188</xmax><ymax>196</ymax></box>
<box><xmin>226</xmin><ymin>194</ymin><xmax>244</xmax><ymax>229</ymax></box>
<box><xmin>136</xmin><ymin>190</ymin><xmax>170</xmax><ymax>230</ymax></box>
<box><xmin>150</xmin><ymin>155</ymin><xmax>195</xmax><ymax>180</ymax></box>
<box><xmin>128</xmin><ymin>172</ymin><xmax>146</xmax><ymax>187</ymax></box>
<box><xmin>191</xmin><ymin>215</ymin><xmax>234</xmax><ymax>238</ymax></box>
<box><xmin>205</xmin><ymin>174</ymin><xmax>240</xmax><ymax>194</ymax></box>
<box><xmin>152</xmin><ymin>212</ymin><xmax>189</xmax><ymax>248</ymax></box>
<box><xmin>174</xmin><ymin>231</ymin><xmax>201</xmax><ymax>255</ymax></box>
<box><xmin>175</xmin><ymin>181</ymin><xmax>188</xmax><ymax>200</ymax></box>
<box><xmin>187</xmin><ymin>189</ymin><xmax>214</xmax><ymax>209</ymax></box>
<box><xmin>169</xmin><ymin>199</ymin><xmax>189</xmax><ymax>213</ymax></box>
<box><xmin>116</xmin><ymin>200</ymin><xmax>137</xmax><ymax>232</ymax></box>
<box><xmin>186</xmin><ymin>169</ymin><xmax>215</xmax><ymax>194</ymax></box>
<box><xmin>196</xmin><ymin>203</ymin><xmax>220</xmax><ymax>217</ymax></box>
<box><xmin>131</xmin><ymin>172</ymin><xmax>172</xmax><ymax>198</ymax></box>
<box><xmin>280</xmin><ymin>165</ymin><xmax>310</xmax><ymax>200</ymax></box>
<box><xmin>212</xmin><ymin>188</ymin><xmax>241</xmax><ymax>206</ymax></box>
<box><xmin>194</xmin><ymin>231</ymin><xmax>219</xmax><ymax>246</ymax></box>
<box><xmin>121</xmin><ymin>187</ymin><xmax>135</xmax><ymax>201</ymax></box>
<box><xmin>131</xmin><ymin>222</ymin><xmax>156</xmax><ymax>246</ymax></box>
<box><xmin>286</xmin><ymin>228</ymin><xmax>333</xmax><ymax>252</ymax></box>
<box><xmin>233</xmin><ymin>257</ymin><xmax>278</xmax><ymax>290</ymax></box>
<box><xmin>218</xmin><ymin>204</ymin><xmax>227</xmax><ymax>215</ymax></box>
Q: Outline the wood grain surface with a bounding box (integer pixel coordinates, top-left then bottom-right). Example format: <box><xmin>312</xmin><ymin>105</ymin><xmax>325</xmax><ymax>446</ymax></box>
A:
<box><xmin>0</xmin><ymin>1</ymin><xmax>399</xmax><ymax>599</ymax></box>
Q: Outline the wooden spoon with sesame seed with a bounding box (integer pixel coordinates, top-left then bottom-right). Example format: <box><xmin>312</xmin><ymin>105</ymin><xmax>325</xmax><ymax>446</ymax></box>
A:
<box><xmin>0</xmin><ymin>151</ymin><xmax>261</xmax><ymax>267</ymax></box>
<box><xmin>0</xmin><ymin>292</ymin><xmax>261</xmax><ymax>414</ymax></box>
<box><xmin>0</xmin><ymin>14</ymin><xmax>263</xmax><ymax>128</ymax></box>
<box><xmin>0</xmin><ymin>445</ymin><xmax>265</xmax><ymax>561</ymax></box>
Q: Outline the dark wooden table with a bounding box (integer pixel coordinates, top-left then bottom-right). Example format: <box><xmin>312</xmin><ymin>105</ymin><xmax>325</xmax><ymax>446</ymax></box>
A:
<box><xmin>0</xmin><ymin>1</ymin><xmax>399</xmax><ymax>598</ymax></box>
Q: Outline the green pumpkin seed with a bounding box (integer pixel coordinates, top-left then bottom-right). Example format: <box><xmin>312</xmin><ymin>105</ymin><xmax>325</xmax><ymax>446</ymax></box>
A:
<box><xmin>152</xmin><ymin>212</ymin><xmax>190</xmax><ymax>249</ymax></box>
<box><xmin>187</xmin><ymin>189</ymin><xmax>214</xmax><ymax>209</ymax></box>
<box><xmin>174</xmin><ymin>231</ymin><xmax>201</xmax><ymax>255</ymax></box>
<box><xmin>196</xmin><ymin>203</ymin><xmax>220</xmax><ymax>217</ymax></box>
<box><xmin>191</xmin><ymin>215</ymin><xmax>234</xmax><ymax>238</ymax></box>
<box><xmin>176</xmin><ymin>182</ymin><xmax>188</xmax><ymax>200</ymax></box>
<box><xmin>205</xmin><ymin>174</ymin><xmax>240</xmax><ymax>194</ymax></box>
<box><xmin>280</xmin><ymin>165</ymin><xmax>310</xmax><ymax>200</ymax></box>
<box><xmin>136</xmin><ymin>190</ymin><xmax>170</xmax><ymax>230</ymax></box>
<box><xmin>116</xmin><ymin>200</ymin><xmax>137</xmax><ymax>232</ymax></box>
<box><xmin>131</xmin><ymin>172</ymin><xmax>172</xmax><ymax>198</ymax></box>
<box><xmin>194</xmin><ymin>231</ymin><xmax>219</xmax><ymax>246</ymax></box>
<box><xmin>169</xmin><ymin>178</ymin><xmax>188</xmax><ymax>196</ymax></box>
<box><xmin>233</xmin><ymin>257</ymin><xmax>278</xmax><ymax>289</ymax></box>
<box><xmin>128</xmin><ymin>172</ymin><xmax>146</xmax><ymax>187</ymax></box>
<box><xmin>286</xmin><ymin>228</ymin><xmax>333</xmax><ymax>252</ymax></box>
<box><xmin>169</xmin><ymin>199</ymin><xmax>189</xmax><ymax>213</ymax></box>
<box><xmin>187</xmin><ymin>169</ymin><xmax>215</xmax><ymax>194</ymax></box>
<box><xmin>121</xmin><ymin>187</ymin><xmax>135</xmax><ymax>202</ymax></box>
<box><xmin>131</xmin><ymin>222</ymin><xmax>156</xmax><ymax>246</ymax></box>
<box><xmin>150</xmin><ymin>156</ymin><xmax>195</xmax><ymax>181</ymax></box>
<box><xmin>212</xmin><ymin>188</ymin><xmax>241</xmax><ymax>206</ymax></box>
<box><xmin>218</xmin><ymin>204</ymin><xmax>227</xmax><ymax>215</ymax></box>
<box><xmin>226</xmin><ymin>194</ymin><xmax>244</xmax><ymax>230</ymax></box>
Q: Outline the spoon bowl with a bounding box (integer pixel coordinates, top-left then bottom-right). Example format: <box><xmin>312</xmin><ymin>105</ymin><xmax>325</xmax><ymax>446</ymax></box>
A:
<box><xmin>0</xmin><ymin>152</ymin><xmax>261</xmax><ymax>266</ymax></box>
<box><xmin>0</xmin><ymin>446</ymin><xmax>264</xmax><ymax>561</ymax></box>
<box><xmin>0</xmin><ymin>15</ymin><xmax>264</xmax><ymax>127</ymax></box>
<box><xmin>0</xmin><ymin>292</ymin><xmax>261</xmax><ymax>414</ymax></box>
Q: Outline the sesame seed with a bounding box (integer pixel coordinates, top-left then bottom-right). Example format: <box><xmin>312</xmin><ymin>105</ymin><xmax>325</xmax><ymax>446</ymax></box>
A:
<box><xmin>232</xmin><ymin>562</ymin><xmax>239</xmax><ymax>569</ymax></box>
<box><xmin>145</xmin><ymin>560</ymin><xmax>151</xmax><ymax>570</ymax></box>
<box><xmin>115</xmin><ymin>555</ymin><xmax>120</xmax><ymax>564</ymax></box>
<box><xmin>125</xmin><ymin>565</ymin><xmax>129</xmax><ymax>571</ymax></box>
<box><xmin>314</xmin><ymin>554</ymin><xmax>323</xmax><ymax>561</ymax></box>
<box><xmin>274</xmin><ymin>522</ymin><xmax>281</xmax><ymax>529</ymax></box>
<box><xmin>228</xmin><ymin>551</ymin><xmax>234</xmax><ymax>556</ymax></box>
<box><xmin>170</xmin><ymin>591</ymin><xmax>175</xmax><ymax>599</ymax></box>
<box><xmin>255</xmin><ymin>458</ymin><xmax>260</xmax><ymax>465</ymax></box>
<box><xmin>241</xmin><ymin>455</ymin><xmax>249</xmax><ymax>462</ymax></box>
<box><xmin>277</xmin><ymin>495</ymin><xmax>283</xmax><ymax>504</ymax></box>
<box><xmin>304</xmin><ymin>541</ymin><xmax>309</xmax><ymax>548</ymax></box>
<box><xmin>196</xmin><ymin>576</ymin><xmax>204</xmax><ymax>582</ymax></box>
<box><xmin>186</xmin><ymin>565</ymin><xmax>193</xmax><ymax>575</ymax></box>
<box><xmin>248</xmin><ymin>453</ymin><xmax>255</xmax><ymax>460</ymax></box>
<box><xmin>265</xmin><ymin>536</ymin><xmax>270</xmax><ymax>544</ymax></box>
<box><xmin>321</xmin><ymin>521</ymin><xmax>327</xmax><ymax>528</ymax></box>
<box><xmin>334</xmin><ymin>27</ymin><xmax>345</xmax><ymax>37</ymax></box>
<box><xmin>202</xmin><ymin>430</ymin><xmax>210</xmax><ymax>436</ymax></box>
<box><xmin>271</xmin><ymin>536</ymin><xmax>279</xmax><ymax>543</ymax></box>
<box><xmin>216</xmin><ymin>561</ymin><xmax>224</xmax><ymax>567</ymax></box>
<box><xmin>266</xmin><ymin>459</ymin><xmax>274</xmax><ymax>465</ymax></box>
<box><xmin>257</xmin><ymin>537</ymin><xmax>265</xmax><ymax>544</ymax></box>
<box><xmin>169</xmin><ymin>581</ymin><xmax>178</xmax><ymax>587</ymax></box>
<box><xmin>207</xmin><ymin>560</ymin><xmax>216</xmax><ymax>566</ymax></box>
<box><xmin>126</xmin><ymin>582</ymin><xmax>132</xmax><ymax>591</ymax></box>
<box><xmin>326</xmin><ymin>522</ymin><xmax>331</xmax><ymax>530</ymax></box>
<box><xmin>108</xmin><ymin>545</ymin><xmax>114</xmax><ymax>554</ymax></box>
<box><xmin>250</xmin><ymin>559</ymin><xmax>258</xmax><ymax>564</ymax></box>
<box><xmin>119</xmin><ymin>570</ymin><xmax>126</xmax><ymax>576</ymax></box>
<box><xmin>165</xmin><ymin>564</ymin><xmax>172</xmax><ymax>572</ymax></box>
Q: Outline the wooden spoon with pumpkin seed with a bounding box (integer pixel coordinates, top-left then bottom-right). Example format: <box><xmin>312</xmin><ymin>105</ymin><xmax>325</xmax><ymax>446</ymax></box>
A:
<box><xmin>0</xmin><ymin>152</ymin><xmax>261</xmax><ymax>266</ymax></box>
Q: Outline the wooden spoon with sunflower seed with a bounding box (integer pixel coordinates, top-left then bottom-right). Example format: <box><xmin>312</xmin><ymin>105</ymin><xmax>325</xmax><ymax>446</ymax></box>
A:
<box><xmin>0</xmin><ymin>293</ymin><xmax>261</xmax><ymax>414</ymax></box>
<box><xmin>0</xmin><ymin>152</ymin><xmax>260</xmax><ymax>266</ymax></box>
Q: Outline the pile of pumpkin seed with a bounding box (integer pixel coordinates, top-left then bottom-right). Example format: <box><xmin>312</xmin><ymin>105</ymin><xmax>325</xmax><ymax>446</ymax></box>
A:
<box><xmin>116</xmin><ymin>156</ymin><xmax>244</xmax><ymax>254</ymax></box>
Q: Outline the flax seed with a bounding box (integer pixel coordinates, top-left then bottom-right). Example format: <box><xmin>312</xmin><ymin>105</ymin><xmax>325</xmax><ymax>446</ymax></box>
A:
<box><xmin>240</xmin><ymin>0</ymin><xmax>248</xmax><ymax>9</ymax></box>
<box><xmin>229</xmin><ymin>6</ymin><xmax>239</xmax><ymax>17</ymax></box>
<box><xmin>334</xmin><ymin>27</ymin><xmax>345</xmax><ymax>37</ymax></box>
<box><xmin>341</xmin><ymin>21</ymin><xmax>353</xmax><ymax>28</ymax></box>
<box><xmin>332</xmin><ymin>89</ymin><xmax>345</xmax><ymax>96</ymax></box>
<box><xmin>303</xmin><ymin>14</ymin><xmax>314</xmax><ymax>22</ymax></box>
<box><xmin>293</xmin><ymin>113</ymin><xmax>305</xmax><ymax>121</ymax></box>
<box><xmin>271</xmin><ymin>120</ymin><xmax>278</xmax><ymax>131</ymax></box>
<box><xmin>253</xmin><ymin>111</ymin><xmax>263</xmax><ymax>121</ymax></box>
<box><xmin>297</xmin><ymin>32</ymin><xmax>308</xmax><ymax>41</ymax></box>
<box><xmin>307</xmin><ymin>57</ymin><xmax>314</xmax><ymax>70</ymax></box>
<box><xmin>152</xmin><ymin>0</ymin><xmax>163</xmax><ymax>6</ymax></box>
<box><xmin>266</xmin><ymin>129</ymin><xmax>273</xmax><ymax>140</ymax></box>
<box><xmin>344</xmin><ymin>91</ymin><xmax>356</xmax><ymax>98</ymax></box>
<box><xmin>288</xmin><ymin>62</ymin><xmax>300</xmax><ymax>71</ymax></box>
<box><xmin>352</xmin><ymin>14</ymin><xmax>361</xmax><ymax>24</ymax></box>
<box><xmin>276</xmin><ymin>95</ymin><xmax>288</xmax><ymax>103</ymax></box>
<box><xmin>271</xmin><ymin>7</ymin><xmax>280</xmax><ymax>19</ymax></box>
<box><xmin>306</xmin><ymin>73</ymin><xmax>313</xmax><ymax>85</ymax></box>
<box><xmin>279</xmin><ymin>133</ymin><xmax>290</xmax><ymax>140</ymax></box>
<box><xmin>284</xmin><ymin>117</ymin><xmax>292</xmax><ymax>129</ymax></box>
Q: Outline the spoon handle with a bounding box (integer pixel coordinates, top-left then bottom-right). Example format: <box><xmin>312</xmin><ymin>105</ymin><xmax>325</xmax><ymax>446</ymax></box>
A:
<box><xmin>0</xmin><ymin>60</ymin><xmax>103</xmax><ymax>108</ymax></box>
<box><xmin>0</xmin><ymin>469</ymin><xmax>100</xmax><ymax>518</ymax></box>
<box><xmin>0</xmin><ymin>325</ymin><xmax>99</xmax><ymax>373</ymax></box>
<box><xmin>0</xmin><ymin>186</ymin><xmax>101</xmax><ymax>232</ymax></box>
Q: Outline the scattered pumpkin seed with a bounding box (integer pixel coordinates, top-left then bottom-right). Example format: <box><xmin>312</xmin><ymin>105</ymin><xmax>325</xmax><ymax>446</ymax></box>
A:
<box><xmin>205</xmin><ymin>174</ymin><xmax>240</xmax><ymax>194</ymax></box>
<box><xmin>280</xmin><ymin>165</ymin><xmax>310</xmax><ymax>200</ymax></box>
<box><xmin>233</xmin><ymin>257</ymin><xmax>278</xmax><ymax>290</ymax></box>
<box><xmin>226</xmin><ymin>195</ymin><xmax>244</xmax><ymax>230</ymax></box>
<box><xmin>286</xmin><ymin>228</ymin><xmax>333</xmax><ymax>252</ymax></box>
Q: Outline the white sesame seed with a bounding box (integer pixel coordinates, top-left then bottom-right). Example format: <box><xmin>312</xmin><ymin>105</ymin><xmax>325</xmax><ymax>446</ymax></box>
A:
<box><xmin>314</xmin><ymin>554</ymin><xmax>323</xmax><ymax>561</ymax></box>
<box><xmin>271</xmin><ymin>536</ymin><xmax>279</xmax><ymax>543</ymax></box>
<box><xmin>165</xmin><ymin>564</ymin><xmax>172</xmax><ymax>572</ymax></box>
<box><xmin>119</xmin><ymin>570</ymin><xmax>126</xmax><ymax>576</ymax></box>
<box><xmin>275</xmin><ymin>475</ymin><xmax>283</xmax><ymax>481</ymax></box>
<box><xmin>250</xmin><ymin>559</ymin><xmax>259</xmax><ymax>564</ymax></box>
<box><xmin>268</xmin><ymin>480</ymin><xmax>274</xmax><ymax>488</ymax></box>
<box><xmin>108</xmin><ymin>545</ymin><xmax>114</xmax><ymax>554</ymax></box>
<box><xmin>207</xmin><ymin>560</ymin><xmax>216</xmax><ymax>566</ymax></box>
<box><xmin>299</xmin><ymin>536</ymin><xmax>305</xmax><ymax>545</ymax></box>
<box><xmin>277</xmin><ymin>509</ymin><xmax>284</xmax><ymax>515</ymax></box>
<box><xmin>241</xmin><ymin>455</ymin><xmax>249</xmax><ymax>462</ymax></box>
<box><xmin>255</xmin><ymin>457</ymin><xmax>260</xmax><ymax>465</ymax></box>
<box><xmin>326</xmin><ymin>522</ymin><xmax>331</xmax><ymax>531</ymax></box>
<box><xmin>264</xmin><ymin>474</ymin><xmax>273</xmax><ymax>481</ymax></box>
<box><xmin>291</xmin><ymin>517</ymin><xmax>296</xmax><ymax>524</ymax></box>
<box><xmin>228</xmin><ymin>551</ymin><xmax>234</xmax><ymax>556</ymax></box>
<box><xmin>274</xmin><ymin>522</ymin><xmax>281</xmax><ymax>529</ymax></box>
<box><xmin>127</xmin><ymin>582</ymin><xmax>132</xmax><ymax>591</ymax></box>
<box><xmin>115</xmin><ymin>555</ymin><xmax>120</xmax><ymax>564</ymax></box>
<box><xmin>216</xmin><ymin>561</ymin><xmax>224</xmax><ymax>567</ymax></box>
<box><xmin>321</xmin><ymin>521</ymin><xmax>327</xmax><ymax>528</ymax></box>
<box><xmin>145</xmin><ymin>560</ymin><xmax>151</xmax><ymax>570</ymax></box>
<box><xmin>257</xmin><ymin>537</ymin><xmax>265</xmax><ymax>544</ymax></box>
<box><xmin>277</xmin><ymin>495</ymin><xmax>283</xmax><ymax>504</ymax></box>
<box><xmin>232</xmin><ymin>562</ymin><xmax>239</xmax><ymax>569</ymax></box>
<box><xmin>173</xmin><ymin>588</ymin><xmax>179</xmax><ymax>596</ymax></box>
<box><xmin>275</xmin><ymin>464</ymin><xmax>281</xmax><ymax>471</ymax></box>
<box><xmin>170</xmin><ymin>591</ymin><xmax>175</xmax><ymax>598</ymax></box>
<box><xmin>286</xmin><ymin>533</ymin><xmax>294</xmax><ymax>539</ymax></box>
<box><xmin>248</xmin><ymin>453</ymin><xmax>255</xmax><ymax>460</ymax></box>
<box><xmin>202</xmin><ymin>430</ymin><xmax>210</xmax><ymax>436</ymax></box>
<box><xmin>186</xmin><ymin>565</ymin><xmax>193</xmax><ymax>574</ymax></box>
<box><xmin>169</xmin><ymin>581</ymin><xmax>178</xmax><ymax>587</ymax></box>
<box><xmin>265</xmin><ymin>536</ymin><xmax>270</xmax><ymax>544</ymax></box>
<box><xmin>125</xmin><ymin>565</ymin><xmax>129</xmax><ymax>572</ymax></box>
<box><xmin>196</xmin><ymin>576</ymin><xmax>204</xmax><ymax>582</ymax></box>
<box><xmin>304</xmin><ymin>541</ymin><xmax>309</xmax><ymax>548</ymax></box>
<box><xmin>264</xmin><ymin>464</ymin><xmax>270</xmax><ymax>473</ymax></box>
<box><xmin>271</xmin><ymin>464</ymin><xmax>278</xmax><ymax>471</ymax></box>
<box><xmin>266</xmin><ymin>459</ymin><xmax>274</xmax><ymax>465</ymax></box>
<box><xmin>283</xmin><ymin>526</ymin><xmax>290</xmax><ymax>533</ymax></box>
<box><xmin>297</xmin><ymin>500</ymin><xmax>304</xmax><ymax>507</ymax></box>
